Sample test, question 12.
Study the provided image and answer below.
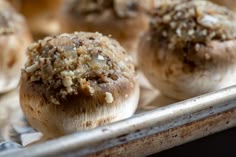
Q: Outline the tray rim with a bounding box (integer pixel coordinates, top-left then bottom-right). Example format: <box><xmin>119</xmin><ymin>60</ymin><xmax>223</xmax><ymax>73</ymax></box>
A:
<box><xmin>2</xmin><ymin>85</ymin><xmax>236</xmax><ymax>157</ymax></box>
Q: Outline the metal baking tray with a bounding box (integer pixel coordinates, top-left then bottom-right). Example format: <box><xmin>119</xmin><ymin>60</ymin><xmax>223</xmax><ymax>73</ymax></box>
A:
<box><xmin>1</xmin><ymin>83</ymin><xmax>236</xmax><ymax>157</ymax></box>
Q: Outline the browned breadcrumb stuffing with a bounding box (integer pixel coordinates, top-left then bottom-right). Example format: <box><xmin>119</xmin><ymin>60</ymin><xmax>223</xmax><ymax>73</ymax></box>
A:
<box><xmin>0</xmin><ymin>1</ymin><xmax>23</xmax><ymax>35</ymax></box>
<box><xmin>22</xmin><ymin>32</ymin><xmax>134</xmax><ymax>104</ymax></box>
<box><xmin>67</xmin><ymin>0</ymin><xmax>145</xmax><ymax>18</ymax></box>
<box><xmin>150</xmin><ymin>0</ymin><xmax>236</xmax><ymax>49</ymax></box>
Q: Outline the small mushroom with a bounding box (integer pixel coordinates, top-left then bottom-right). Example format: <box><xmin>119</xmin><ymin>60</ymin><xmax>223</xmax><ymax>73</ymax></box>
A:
<box><xmin>138</xmin><ymin>0</ymin><xmax>236</xmax><ymax>100</ymax></box>
<box><xmin>8</xmin><ymin>0</ymin><xmax>63</xmax><ymax>39</ymax></box>
<box><xmin>20</xmin><ymin>32</ymin><xmax>140</xmax><ymax>138</ymax></box>
<box><xmin>60</xmin><ymin>0</ymin><xmax>154</xmax><ymax>55</ymax></box>
<box><xmin>0</xmin><ymin>0</ymin><xmax>32</xmax><ymax>93</ymax></box>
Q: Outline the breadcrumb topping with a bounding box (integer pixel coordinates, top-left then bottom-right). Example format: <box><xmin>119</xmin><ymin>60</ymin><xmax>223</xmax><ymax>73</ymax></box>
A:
<box><xmin>67</xmin><ymin>0</ymin><xmax>144</xmax><ymax>18</ymax></box>
<box><xmin>22</xmin><ymin>32</ymin><xmax>135</xmax><ymax>104</ymax></box>
<box><xmin>150</xmin><ymin>0</ymin><xmax>236</xmax><ymax>49</ymax></box>
<box><xmin>105</xmin><ymin>92</ymin><xmax>114</xmax><ymax>104</ymax></box>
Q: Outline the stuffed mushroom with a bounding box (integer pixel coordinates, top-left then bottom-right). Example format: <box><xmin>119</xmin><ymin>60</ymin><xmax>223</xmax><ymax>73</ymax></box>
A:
<box><xmin>138</xmin><ymin>0</ymin><xmax>236</xmax><ymax>100</ymax></box>
<box><xmin>60</xmin><ymin>0</ymin><xmax>153</xmax><ymax>56</ymax></box>
<box><xmin>20</xmin><ymin>32</ymin><xmax>140</xmax><ymax>138</ymax></box>
<box><xmin>0</xmin><ymin>0</ymin><xmax>32</xmax><ymax>93</ymax></box>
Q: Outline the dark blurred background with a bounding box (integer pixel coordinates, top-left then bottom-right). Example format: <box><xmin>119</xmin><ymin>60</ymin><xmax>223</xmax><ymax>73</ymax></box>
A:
<box><xmin>150</xmin><ymin>127</ymin><xmax>236</xmax><ymax>157</ymax></box>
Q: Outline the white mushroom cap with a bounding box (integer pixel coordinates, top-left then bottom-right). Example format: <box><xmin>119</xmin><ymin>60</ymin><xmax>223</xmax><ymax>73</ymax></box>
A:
<box><xmin>0</xmin><ymin>0</ymin><xmax>32</xmax><ymax>93</ymax></box>
<box><xmin>20</xmin><ymin>32</ymin><xmax>140</xmax><ymax>138</ymax></box>
<box><xmin>138</xmin><ymin>0</ymin><xmax>236</xmax><ymax>100</ymax></box>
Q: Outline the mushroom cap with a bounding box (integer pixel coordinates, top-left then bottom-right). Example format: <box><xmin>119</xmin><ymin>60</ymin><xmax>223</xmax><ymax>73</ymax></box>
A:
<box><xmin>20</xmin><ymin>32</ymin><xmax>139</xmax><ymax>138</ymax></box>
<box><xmin>0</xmin><ymin>0</ymin><xmax>31</xmax><ymax>93</ymax></box>
<box><xmin>138</xmin><ymin>0</ymin><xmax>236</xmax><ymax>100</ymax></box>
<box><xmin>60</xmin><ymin>0</ymin><xmax>153</xmax><ymax>53</ymax></box>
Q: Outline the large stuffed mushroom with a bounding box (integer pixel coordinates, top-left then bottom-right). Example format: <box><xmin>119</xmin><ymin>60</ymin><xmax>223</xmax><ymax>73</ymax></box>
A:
<box><xmin>20</xmin><ymin>32</ymin><xmax>140</xmax><ymax>138</ymax></box>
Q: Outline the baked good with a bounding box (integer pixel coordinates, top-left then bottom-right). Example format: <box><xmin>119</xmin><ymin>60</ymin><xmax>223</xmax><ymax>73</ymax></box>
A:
<box><xmin>20</xmin><ymin>32</ymin><xmax>139</xmax><ymax>138</ymax></box>
<box><xmin>138</xmin><ymin>0</ymin><xmax>236</xmax><ymax>100</ymax></box>
<box><xmin>0</xmin><ymin>0</ymin><xmax>31</xmax><ymax>93</ymax></box>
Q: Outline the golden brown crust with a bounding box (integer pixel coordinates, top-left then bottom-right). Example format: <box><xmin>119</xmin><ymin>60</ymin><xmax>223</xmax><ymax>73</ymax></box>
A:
<box><xmin>0</xmin><ymin>0</ymin><xmax>32</xmax><ymax>93</ymax></box>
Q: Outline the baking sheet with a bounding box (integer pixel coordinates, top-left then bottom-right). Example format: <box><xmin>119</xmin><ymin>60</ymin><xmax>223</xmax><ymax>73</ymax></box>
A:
<box><xmin>0</xmin><ymin>73</ymin><xmax>177</xmax><ymax>146</ymax></box>
<box><xmin>1</xmin><ymin>80</ymin><xmax>236</xmax><ymax>156</ymax></box>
